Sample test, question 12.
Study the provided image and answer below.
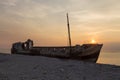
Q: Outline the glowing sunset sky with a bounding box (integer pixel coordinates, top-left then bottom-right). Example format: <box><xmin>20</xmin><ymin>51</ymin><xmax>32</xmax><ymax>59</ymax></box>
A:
<box><xmin>0</xmin><ymin>0</ymin><xmax>120</xmax><ymax>52</ymax></box>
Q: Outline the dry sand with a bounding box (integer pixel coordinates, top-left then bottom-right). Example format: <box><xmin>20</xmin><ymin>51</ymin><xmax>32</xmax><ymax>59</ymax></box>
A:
<box><xmin>0</xmin><ymin>53</ymin><xmax>120</xmax><ymax>80</ymax></box>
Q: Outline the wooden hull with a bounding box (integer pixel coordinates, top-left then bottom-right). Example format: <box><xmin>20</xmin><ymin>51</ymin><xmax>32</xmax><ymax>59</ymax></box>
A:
<box><xmin>11</xmin><ymin>44</ymin><xmax>103</xmax><ymax>63</ymax></box>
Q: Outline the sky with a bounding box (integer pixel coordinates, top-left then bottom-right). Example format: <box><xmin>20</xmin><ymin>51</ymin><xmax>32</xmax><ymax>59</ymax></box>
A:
<box><xmin>0</xmin><ymin>0</ymin><xmax>120</xmax><ymax>53</ymax></box>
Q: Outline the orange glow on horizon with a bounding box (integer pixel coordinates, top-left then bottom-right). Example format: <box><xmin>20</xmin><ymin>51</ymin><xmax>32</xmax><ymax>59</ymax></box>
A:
<box><xmin>91</xmin><ymin>39</ymin><xmax>96</xmax><ymax>44</ymax></box>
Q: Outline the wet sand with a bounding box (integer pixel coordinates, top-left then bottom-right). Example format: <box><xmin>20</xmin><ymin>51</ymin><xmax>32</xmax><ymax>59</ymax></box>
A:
<box><xmin>0</xmin><ymin>53</ymin><xmax>120</xmax><ymax>80</ymax></box>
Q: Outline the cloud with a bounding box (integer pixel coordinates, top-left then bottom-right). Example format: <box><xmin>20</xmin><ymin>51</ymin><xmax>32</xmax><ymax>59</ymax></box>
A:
<box><xmin>0</xmin><ymin>0</ymin><xmax>120</xmax><ymax>53</ymax></box>
<box><xmin>0</xmin><ymin>0</ymin><xmax>69</xmax><ymax>21</ymax></box>
<box><xmin>0</xmin><ymin>0</ymin><xmax>18</xmax><ymax>6</ymax></box>
<box><xmin>68</xmin><ymin>0</ymin><xmax>120</xmax><ymax>23</ymax></box>
<box><xmin>1</xmin><ymin>0</ymin><xmax>120</xmax><ymax>21</ymax></box>
<box><xmin>88</xmin><ymin>29</ymin><xmax>120</xmax><ymax>35</ymax></box>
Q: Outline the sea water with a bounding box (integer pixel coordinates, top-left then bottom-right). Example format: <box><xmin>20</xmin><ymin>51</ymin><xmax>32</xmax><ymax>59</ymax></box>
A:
<box><xmin>97</xmin><ymin>52</ymin><xmax>120</xmax><ymax>66</ymax></box>
<box><xmin>0</xmin><ymin>48</ymin><xmax>10</xmax><ymax>54</ymax></box>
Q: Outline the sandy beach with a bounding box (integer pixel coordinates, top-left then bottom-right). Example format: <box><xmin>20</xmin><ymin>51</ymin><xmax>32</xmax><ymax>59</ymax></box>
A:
<box><xmin>0</xmin><ymin>53</ymin><xmax>120</xmax><ymax>80</ymax></box>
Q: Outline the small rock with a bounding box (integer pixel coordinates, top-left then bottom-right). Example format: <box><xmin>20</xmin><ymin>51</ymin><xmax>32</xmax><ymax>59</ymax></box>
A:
<box><xmin>60</xmin><ymin>68</ymin><xmax>64</xmax><ymax>72</ymax></box>
<box><xmin>43</xmin><ymin>71</ymin><xmax>47</xmax><ymax>75</ymax></box>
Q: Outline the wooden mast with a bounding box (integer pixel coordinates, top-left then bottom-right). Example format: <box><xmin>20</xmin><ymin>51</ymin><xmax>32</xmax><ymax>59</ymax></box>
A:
<box><xmin>66</xmin><ymin>13</ymin><xmax>72</xmax><ymax>54</ymax></box>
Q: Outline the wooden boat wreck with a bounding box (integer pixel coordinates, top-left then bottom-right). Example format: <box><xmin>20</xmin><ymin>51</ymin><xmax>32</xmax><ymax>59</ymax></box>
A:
<box><xmin>11</xmin><ymin>13</ymin><xmax>103</xmax><ymax>63</ymax></box>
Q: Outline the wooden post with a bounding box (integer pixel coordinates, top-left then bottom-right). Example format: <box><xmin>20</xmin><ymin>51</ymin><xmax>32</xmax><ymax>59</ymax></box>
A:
<box><xmin>66</xmin><ymin>13</ymin><xmax>72</xmax><ymax>54</ymax></box>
